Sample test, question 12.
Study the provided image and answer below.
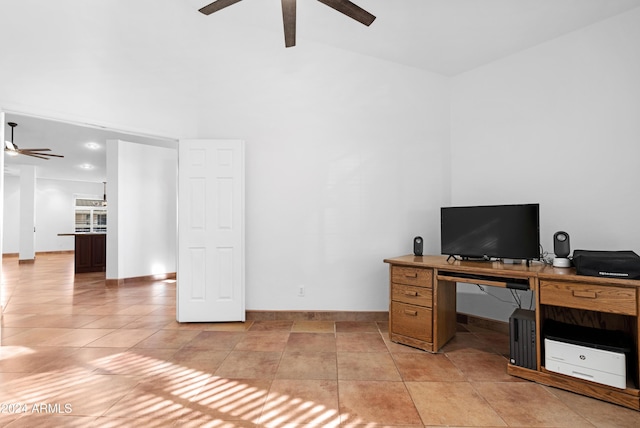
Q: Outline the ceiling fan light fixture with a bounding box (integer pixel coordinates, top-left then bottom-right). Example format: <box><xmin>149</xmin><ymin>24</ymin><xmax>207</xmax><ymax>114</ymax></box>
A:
<box><xmin>4</xmin><ymin>121</ymin><xmax>64</xmax><ymax>160</ymax></box>
<box><xmin>5</xmin><ymin>144</ymin><xmax>19</xmax><ymax>156</ymax></box>
<box><xmin>5</xmin><ymin>122</ymin><xmax>19</xmax><ymax>155</ymax></box>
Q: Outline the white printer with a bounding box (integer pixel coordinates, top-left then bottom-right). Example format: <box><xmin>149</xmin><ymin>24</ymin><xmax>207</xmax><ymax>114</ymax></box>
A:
<box><xmin>544</xmin><ymin>321</ymin><xmax>631</xmax><ymax>390</ymax></box>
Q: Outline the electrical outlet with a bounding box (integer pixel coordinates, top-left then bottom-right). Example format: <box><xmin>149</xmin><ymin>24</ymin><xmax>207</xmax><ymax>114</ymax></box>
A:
<box><xmin>298</xmin><ymin>285</ymin><xmax>305</xmax><ymax>297</ymax></box>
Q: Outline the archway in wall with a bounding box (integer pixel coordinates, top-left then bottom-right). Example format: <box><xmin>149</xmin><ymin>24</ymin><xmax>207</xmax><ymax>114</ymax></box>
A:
<box><xmin>0</xmin><ymin>110</ymin><xmax>178</xmax><ymax>287</ymax></box>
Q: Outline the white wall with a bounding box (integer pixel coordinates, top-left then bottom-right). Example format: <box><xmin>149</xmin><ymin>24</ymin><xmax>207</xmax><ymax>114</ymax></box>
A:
<box><xmin>451</xmin><ymin>8</ymin><xmax>640</xmax><ymax>320</ymax></box>
<box><xmin>106</xmin><ymin>140</ymin><xmax>177</xmax><ymax>280</ymax></box>
<box><xmin>36</xmin><ymin>179</ymin><xmax>103</xmax><ymax>252</ymax></box>
<box><xmin>3</xmin><ymin>176</ymin><xmax>103</xmax><ymax>254</ymax></box>
<box><xmin>0</xmin><ymin>1</ymin><xmax>450</xmax><ymax>311</ymax></box>
<box><xmin>11</xmin><ymin>1</ymin><xmax>637</xmax><ymax>318</ymax></box>
<box><xmin>2</xmin><ymin>176</ymin><xmax>20</xmax><ymax>254</ymax></box>
<box><xmin>194</xmin><ymin>33</ymin><xmax>451</xmax><ymax>311</ymax></box>
<box><xmin>0</xmin><ymin>0</ymin><xmax>199</xmax><ymax>138</ymax></box>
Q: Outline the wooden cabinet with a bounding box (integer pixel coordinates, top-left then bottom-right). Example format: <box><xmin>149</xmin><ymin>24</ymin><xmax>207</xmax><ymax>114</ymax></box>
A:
<box><xmin>384</xmin><ymin>255</ymin><xmax>640</xmax><ymax>411</ymax></box>
<box><xmin>391</xmin><ymin>301</ymin><xmax>433</xmax><ymax>343</ymax></box>
<box><xmin>540</xmin><ymin>279</ymin><xmax>637</xmax><ymax>315</ymax></box>
<box><xmin>391</xmin><ymin>266</ymin><xmax>433</xmax><ymax>287</ymax></box>
<box><xmin>388</xmin><ymin>263</ymin><xmax>456</xmax><ymax>352</ymax></box>
<box><xmin>391</xmin><ymin>283</ymin><xmax>433</xmax><ymax>307</ymax></box>
<box><xmin>74</xmin><ymin>233</ymin><xmax>106</xmax><ymax>273</ymax></box>
<box><xmin>389</xmin><ymin>266</ymin><xmax>434</xmax><ymax>350</ymax></box>
<box><xmin>535</xmin><ymin>275</ymin><xmax>640</xmax><ymax>410</ymax></box>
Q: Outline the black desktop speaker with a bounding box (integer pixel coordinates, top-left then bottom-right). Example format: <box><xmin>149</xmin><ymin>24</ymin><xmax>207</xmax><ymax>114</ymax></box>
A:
<box><xmin>553</xmin><ymin>231</ymin><xmax>571</xmax><ymax>258</ymax></box>
<box><xmin>413</xmin><ymin>236</ymin><xmax>423</xmax><ymax>256</ymax></box>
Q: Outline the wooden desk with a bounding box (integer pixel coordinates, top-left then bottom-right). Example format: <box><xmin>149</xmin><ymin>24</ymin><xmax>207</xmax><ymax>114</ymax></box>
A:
<box><xmin>384</xmin><ymin>255</ymin><xmax>640</xmax><ymax>410</ymax></box>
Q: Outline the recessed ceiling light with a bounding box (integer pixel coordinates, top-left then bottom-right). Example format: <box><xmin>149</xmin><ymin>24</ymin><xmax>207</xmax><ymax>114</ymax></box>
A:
<box><xmin>85</xmin><ymin>142</ymin><xmax>100</xmax><ymax>150</ymax></box>
<box><xmin>79</xmin><ymin>163</ymin><xmax>94</xmax><ymax>170</ymax></box>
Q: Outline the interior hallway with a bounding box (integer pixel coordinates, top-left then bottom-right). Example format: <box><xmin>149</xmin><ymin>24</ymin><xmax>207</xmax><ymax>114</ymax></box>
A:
<box><xmin>1</xmin><ymin>253</ymin><xmax>639</xmax><ymax>427</ymax></box>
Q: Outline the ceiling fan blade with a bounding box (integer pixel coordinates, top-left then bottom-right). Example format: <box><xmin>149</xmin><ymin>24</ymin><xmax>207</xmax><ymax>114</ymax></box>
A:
<box><xmin>316</xmin><ymin>0</ymin><xmax>376</xmax><ymax>26</ymax></box>
<box><xmin>199</xmin><ymin>0</ymin><xmax>243</xmax><ymax>15</ymax></box>
<box><xmin>21</xmin><ymin>151</ymin><xmax>64</xmax><ymax>158</ymax></box>
<box><xmin>22</xmin><ymin>152</ymin><xmax>51</xmax><ymax>160</ymax></box>
<box><xmin>20</xmin><ymin>148</ymin><xmax>51</xmax><ymax>152</ymax></box>
<box><xmin>282</xmin><ymin>0</ymin><xmax>296</xmax><ymax>48</ymax></box>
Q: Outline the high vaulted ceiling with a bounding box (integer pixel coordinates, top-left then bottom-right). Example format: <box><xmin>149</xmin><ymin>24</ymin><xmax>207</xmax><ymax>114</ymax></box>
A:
<box><xmin>187</xmin><ymin>0</ymin><xmax>640</xmax><ymax>75</ymax></box>
<box><xmin>4</xmin><ymin>0</ymin><xmax>640</xmax><ymax>183</ymax></box>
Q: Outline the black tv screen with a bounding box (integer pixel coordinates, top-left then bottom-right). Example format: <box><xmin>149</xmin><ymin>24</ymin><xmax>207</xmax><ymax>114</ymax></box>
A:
<box><xmin>441</xmin><ymin>203</ymin><xmax>540</xmax><ymax>261</ymax></box>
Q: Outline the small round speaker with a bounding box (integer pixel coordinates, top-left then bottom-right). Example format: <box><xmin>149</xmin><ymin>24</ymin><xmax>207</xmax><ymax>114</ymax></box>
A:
<box><xmin>413</xmin><ymin>236</ymin><xmax>423</xmax><ymax>256</ymax></box>
<box><xmin>553</xmin><ymin>231</ymin><xmax>570</xmax><ymax>258</ymax></box>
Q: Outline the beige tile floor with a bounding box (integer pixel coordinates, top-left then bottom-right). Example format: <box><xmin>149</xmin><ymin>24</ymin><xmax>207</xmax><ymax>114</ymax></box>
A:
<box><xmin>1</xmin><ymin>253</ymin><xmax>640</xmax><ymax>427</ymax></box>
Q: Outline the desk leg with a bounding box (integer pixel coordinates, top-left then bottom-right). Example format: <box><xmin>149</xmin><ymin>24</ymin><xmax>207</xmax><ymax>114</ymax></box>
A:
<box><xmin>433</xmin><ymin>279</ymin><xmax>457</xmax><ymax>352</ymax></box>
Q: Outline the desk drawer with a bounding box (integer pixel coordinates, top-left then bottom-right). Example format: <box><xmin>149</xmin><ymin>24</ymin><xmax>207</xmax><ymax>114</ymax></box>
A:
<box><xmin>391</xmin><ymin>283</ymin><xmax>432</xmax><ymax>307</ymax></box>
<box><xmin>540</xmin><ymin>280</ymin><xmax>637</xmax><ymax>316</ymax></box>
<box><xmin>391</xmin><ymin>266</ymin><xmax>433</xmax><ymax>288</ymax></box>
<box><xmin>391</xmin><ymin>302</ymin><xmax>432</xmax><ymax>342</ymax></box>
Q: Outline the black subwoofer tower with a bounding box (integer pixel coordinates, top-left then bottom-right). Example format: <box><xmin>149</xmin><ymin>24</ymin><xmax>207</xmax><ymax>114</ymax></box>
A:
<box><xmin>509</xmin><ymin>308</ymin><xmax>537</xmax><ymax>370</ymax></box>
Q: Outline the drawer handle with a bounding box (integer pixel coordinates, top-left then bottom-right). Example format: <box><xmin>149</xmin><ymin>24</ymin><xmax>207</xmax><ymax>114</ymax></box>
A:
<box><xmin>404</xmin><ymin>309</ymin><xmax>418</xmax><ymax>316</ymax></box>
<box><xmin>404</xmin><ymin>272</ymin><xmax>418</xmax><ymax>278</ymax></box>
<box><xmin>573</xmin><ymin>290</ymin><xmax>597</xmax><ymax>299</ymax></box>
<box><xmin>404</xmin><ymin>291</ymin><xmax>419</xmax><ymax>297</ymax></box>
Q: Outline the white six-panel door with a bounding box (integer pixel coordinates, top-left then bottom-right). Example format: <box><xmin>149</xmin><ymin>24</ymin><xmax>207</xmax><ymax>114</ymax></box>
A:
<box><xmin>177</xmin><ymin>139</ymin><xmax>245</xmax><ymax>322</ymax></box>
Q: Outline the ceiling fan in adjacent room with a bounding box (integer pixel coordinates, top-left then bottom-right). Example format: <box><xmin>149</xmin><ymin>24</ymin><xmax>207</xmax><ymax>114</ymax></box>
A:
<box><xmin>199</xmin><ymin>0</ymin><xmax>376</xmax><ymax>47</ymax></box>
<box><xmin>4</xmin><ymin>122</ymin><xmax>64</xmax><ymax>160</ymax></box>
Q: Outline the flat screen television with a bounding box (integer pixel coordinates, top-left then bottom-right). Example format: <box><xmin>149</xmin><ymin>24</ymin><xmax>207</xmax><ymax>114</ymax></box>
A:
<box><xmin>441</xmin><ymin>203</ymin><xmax>540</xmax><ymax>261</ymax></box>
